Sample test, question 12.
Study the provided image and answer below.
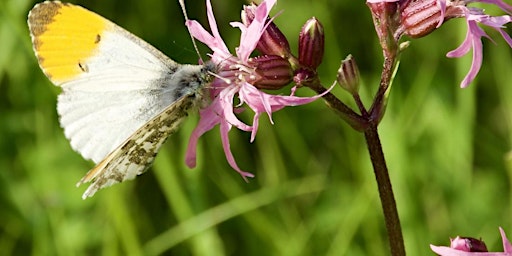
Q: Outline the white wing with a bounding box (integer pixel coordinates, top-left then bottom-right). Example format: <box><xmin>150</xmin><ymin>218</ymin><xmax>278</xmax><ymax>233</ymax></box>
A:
<box><xmin>77</xmin><ymin>94</ymin><xmax>200</xmax><ymax>199</ymax></box>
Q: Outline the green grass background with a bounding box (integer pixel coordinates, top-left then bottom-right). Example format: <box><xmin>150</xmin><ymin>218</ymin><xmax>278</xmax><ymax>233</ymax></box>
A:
<box><xmin>1</xmin><ymin>0</ymin><xmax>511</xmax><ymax>255</ymax></box>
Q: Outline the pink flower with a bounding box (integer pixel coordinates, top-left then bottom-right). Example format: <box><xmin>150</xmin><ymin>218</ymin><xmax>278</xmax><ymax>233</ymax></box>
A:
<box><xmin>367</xmin><ymin>0</ymin><xmax>512</xmax><ymax>88</ymax></box>
<box><xmin>431</xmin><ymin>227</ymin><xmax>512</xmax><ymax>255</ymax></box>
<box><xmin>184</xmin><ymin>0</ymin><xmax>327</xmax><ymax>179</ymax></box>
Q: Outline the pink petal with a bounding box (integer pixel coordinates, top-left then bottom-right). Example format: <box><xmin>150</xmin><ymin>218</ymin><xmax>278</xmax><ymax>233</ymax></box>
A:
<box><xmin>185</xmin><ymin>104</ymin><xmax>222</xmax><ymax>168</ymax></box>
<box><xmin>239</xmin><ymin>83</ymin><xmax>274</xmax><ymax>123</ymax></box>
<box><xmin>446</xmin><ymin>20</ymin><xmax>487</xmax><ymax>88</ymax></box>
<box><xmin>460</xmin><ymin>38</ymin><xmax>482</xmax><ymax>88</ymax></box>
<box><xmin>204</xmin><ymin>0</ymin><xmax>230</xmax><ymax>55</ymax></box>
<box><xmin>234</xmin><ymin>0</ymin><xmax>277</xmax><ymax>60</ymax></box>
<box><xmin>446</xmin><ymin>25</ymin><xmax>474</xmax><ymax>58</ymax></box>
<box><xmin>500</xmin><ymin>227</ymin><xmax>512</xmax><ymax>253</ymax></box>
<box><xmin>219</xmin><ymin>120</ymin><xmax>255</xmax><ymax>179</ymax></box>
<box><xmin>219</xmin><ymin>86</ymin><xmax>253</xmax><ymax>132</ymax></box>
<box><xmin>186</xmin><ymin>20</ymin><xmax>216</xmax><ymax>48</ymax></box>
<box><xmin>498</xmin><ymin>26</ymin><xmax>512</xmax><ymax>48</ymax></box>
<box><xmin>436</xmin><ymin>0</ymin><xmax>447</xmax><ymax>28</ymax></box>
<box><xmin>250</xmin><ymin>112</ymin><xmax>262</xmax><ymax>142</ymax></box>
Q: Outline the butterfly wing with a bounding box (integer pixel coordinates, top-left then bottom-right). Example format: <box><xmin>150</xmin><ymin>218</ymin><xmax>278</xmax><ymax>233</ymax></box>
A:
<box><xmin>28</xmin><ymin>1</ymin><xmax>211</xmax><ymax>197</ymax></box>
<box><xmin>77</xmin><ymin>94</ymin><xmax>199</xmax><ymax>199</ymax></box>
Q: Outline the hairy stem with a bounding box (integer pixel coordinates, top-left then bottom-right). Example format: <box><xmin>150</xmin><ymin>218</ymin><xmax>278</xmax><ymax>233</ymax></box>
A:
<box><xmin>307</xmin><ymin>82</ymin><xmax>368</xmax><ymax>131</ymax></box>
<box><xmin>369</xmin><ymin>56</ymin><xmax>397</xmax><ymax>122</ymax></box>
<box><xmin>364</xmin><ymin>125</ymin><xmax>405</xmax><ymax>256</ymax></box>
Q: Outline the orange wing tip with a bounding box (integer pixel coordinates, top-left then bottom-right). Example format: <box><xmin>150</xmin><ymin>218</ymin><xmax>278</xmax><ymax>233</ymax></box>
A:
<box><xmin>28</xmin><ymin>1</ymin><xmax>108</xmax><ymax>84</ymax></box>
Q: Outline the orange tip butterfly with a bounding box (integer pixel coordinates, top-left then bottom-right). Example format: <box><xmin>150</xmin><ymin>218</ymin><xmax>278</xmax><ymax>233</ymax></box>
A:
<box><xmin>28</xmin><ymin>1</ymin><xmax>216</xmax><ymax>199</ymax></box>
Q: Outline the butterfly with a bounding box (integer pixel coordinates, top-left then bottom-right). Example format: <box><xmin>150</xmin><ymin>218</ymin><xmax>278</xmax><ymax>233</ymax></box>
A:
<box><xmin>28</xmin><ymin>1</ymin><xmax>216</xmax><ymax>199</ymax></box>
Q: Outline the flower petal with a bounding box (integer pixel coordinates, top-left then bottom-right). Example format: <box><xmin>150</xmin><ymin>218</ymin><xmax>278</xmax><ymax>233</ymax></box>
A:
<box><xmin>234</xmin><ymin>0</ymin><xmax>277</xmax><ymax>60</ymax></box>
<box><xmin>446</xmin><ymin>19</ymin><xmax>487</xmax><ymax>88</ymax></box>
<box><xmin>219</xmin><ymin>120</ymin><xmax>255</xmax><ymax>179</ymax></box>
<box><xmin>500</xmin><ymin>227</ymin><xmax>512</xmax><ymax>253</ymax></box>
<box><xmin>185</xmin><ymin>104</ymin><xmax>222</xmax><ymax>168</ymax></box>
<box><xmin>219</xmin><ymin>85</ymin><xmax>253</xmax><ymax>132</ymax></box>
<box><xmin>436</xmin><ymin>0</ymin><xmax>447</xmax><ymax>28</ymax></box>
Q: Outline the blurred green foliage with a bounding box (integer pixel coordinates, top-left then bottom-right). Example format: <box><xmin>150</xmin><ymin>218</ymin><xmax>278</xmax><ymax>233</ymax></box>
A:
<box><xmin>1</xmin><ymin>0</ymin><xmax>511</xmax><ymax>255</ymax></box>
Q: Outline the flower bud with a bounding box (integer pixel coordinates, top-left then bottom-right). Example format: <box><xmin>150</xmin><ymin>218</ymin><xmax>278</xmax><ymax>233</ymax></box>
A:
<box><xmin>337</xmin><ymin>55</ymin><xmax>360</xmax><ymax>95</ymax></box>
<box><xmin>242</xmin><ymin>4</ymin><xmax>291</xmax><ymax>57</ymax></box>
<box><xmin>400</xmin><ymin>0</ymin><xmax>463</xmax><ymax>38</ymax></box>
<box><xmin>248</xmin><ymin>55</ymin><xmax>293</xmax><ymax>90</ymax></box>
<box><xmin>400</xmin><ymin>0</ymin><xmax>441</xmax><ymax>38</ymax></box>
<box><xmin>450</xmin><ymin>237</ymin><xmax>488</xmax><ymax>252</ymax></box>
<box><xmin>298</xmin><ymin>17</ymin><xmax>324</xmax><ymax>69</ymax></box>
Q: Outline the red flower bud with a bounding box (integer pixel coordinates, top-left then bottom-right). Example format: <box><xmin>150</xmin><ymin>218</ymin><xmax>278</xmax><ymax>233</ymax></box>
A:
<box><xmin>248</xmin><ymin>55</ymin><xmax>293</xmax><ymax>90</ymax></box>
<box><xmin>400</xmin><ymin>0</ymin><xmax>464</xmax><ymax>38</ymax></box>
<box><xmin>450</xmin><ymin>236</ymin><xmax>488</xmax><ymax>252</ymax></box>
<box><xmin>298</xmin><ymin>17</ymin><xmax>324</xmax><ymax>69</ymax></box>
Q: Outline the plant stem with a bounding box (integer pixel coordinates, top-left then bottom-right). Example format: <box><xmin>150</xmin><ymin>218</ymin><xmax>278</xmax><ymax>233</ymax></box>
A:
<box><xmin>305</xmin><ymin>52</ymin><xmax>404</xmax><ymax>254</ymax></box>
<box><xmin>305</xmin><ymin>43</ymin><xmax>403</xmax><ymax>254</ymax></box>
<box><xmin>307</xmin><ymin>82</ymin><xmax>368</xmax><ymax>131</ymax></box>
<box><xmin>364</xmin><ymin>125</ymin><xmax>405</xmax><ymax>256</ymax></box>
<box><xmin>369</xmin><ymin>56</ymin><xmax>396</xmax><ymax>123</ymax></box>
<box><xmin>309</xmin><ymin>80</ymin><xmax>405</xmax><ymax>255</ymax></box>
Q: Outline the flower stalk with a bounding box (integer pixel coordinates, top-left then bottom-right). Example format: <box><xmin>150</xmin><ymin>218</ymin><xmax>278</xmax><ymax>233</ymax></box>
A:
<box><xmin>364</xmin><ymin>125</ymin><xmax>405</xmax><ymax>256</ymax></box>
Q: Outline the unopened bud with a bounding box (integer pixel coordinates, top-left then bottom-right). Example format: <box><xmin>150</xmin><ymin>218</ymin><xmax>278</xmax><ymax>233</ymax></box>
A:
<box><xmin>450</xmin><ymin>237</ymin><xmax>488</xmax><ymax>252</ymax></box>
<box><xmin>298</xmin><ymin>17</ymin><xmax>324</xmax><ymax>69</ymax></box>
<box><xmin>400</xmin><ymin>0</ymin><xmax>463</xmax><ymax>38</ymax></box>
<box><xmin>242</xmin><ymin>4</ymin><xmax>291</xmax><ymax>57</ymax></box>
<box><xmin>337</xmin><ymin>55</ymin><xmax>360</xmax><ymax>95</ymax></box>
<box><xmin>248</xmin><ymin>55</ymin><xmax>293</xmax><ymax>90</ymax></box>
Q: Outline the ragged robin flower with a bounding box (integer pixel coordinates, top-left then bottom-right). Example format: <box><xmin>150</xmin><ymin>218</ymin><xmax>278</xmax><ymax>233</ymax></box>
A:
<box><xmin>431</xmin><ymin>227</ymin><xmax>512</xmax><ymax>255</ymax></box>
<box><xmin>184</xmin><ymin>0</ymin><xmax>330</xmax><ymax>178</ymax></box>
<box><xmin>367</xmin><ymin>0</ymin><xmax>512</xmax><ymax>88</ymax></box>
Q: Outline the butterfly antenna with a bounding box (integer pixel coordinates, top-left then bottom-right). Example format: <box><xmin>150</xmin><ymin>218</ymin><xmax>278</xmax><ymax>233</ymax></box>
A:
<box><xmin>179</xmin><ymin>0</ymin><xmax>203</xmax><ymax>63</ymax></box>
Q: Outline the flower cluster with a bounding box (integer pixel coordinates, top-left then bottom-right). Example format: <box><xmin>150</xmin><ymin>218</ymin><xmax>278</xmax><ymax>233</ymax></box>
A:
<box><xmin>184</xmin><ymin>0</ymin><xmax>328</xmax><ymax>178</ymax></box>
<box><xmin>431</xmin><ymin>227</ymin><xmax>512</xmax><ymax>255</ymax></box>
<box><xmin>367</xmin><ymin>0</ymin><xmax>512</xmax><ymax>88</ymax></box>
